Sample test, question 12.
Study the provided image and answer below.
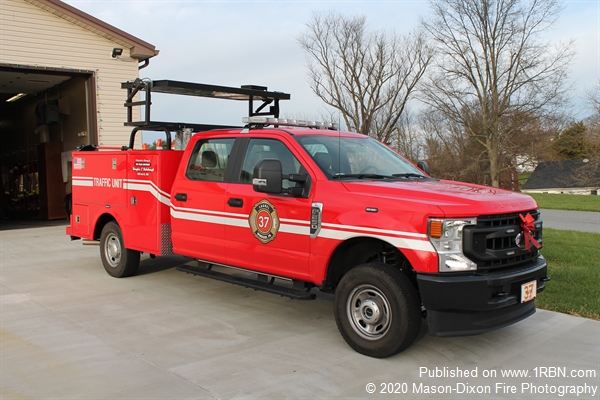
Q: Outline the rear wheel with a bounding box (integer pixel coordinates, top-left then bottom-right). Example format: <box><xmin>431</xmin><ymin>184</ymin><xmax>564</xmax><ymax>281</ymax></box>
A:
<box><xmin>334</xmin><ymin>263</ymin><xmax>421</xmax><ymax>358</ymax></box>
<box><xmin>100</xmin><ymin>222</ymin><xmax>140</xmax><ymax>278</ymax></box>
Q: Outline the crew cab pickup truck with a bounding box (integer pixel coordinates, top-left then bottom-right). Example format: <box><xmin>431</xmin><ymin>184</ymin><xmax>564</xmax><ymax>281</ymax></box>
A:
<box><xmin>67</xmin><ymin>80</ymin><xmax>548</xmax><ymax>358</ymax></box>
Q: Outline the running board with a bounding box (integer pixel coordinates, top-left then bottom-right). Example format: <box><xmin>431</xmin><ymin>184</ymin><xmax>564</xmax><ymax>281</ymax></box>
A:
<box><xmin>176</xmin><ymin>265</ymin><xmax>316</xmax><ymax>300</ymax></box>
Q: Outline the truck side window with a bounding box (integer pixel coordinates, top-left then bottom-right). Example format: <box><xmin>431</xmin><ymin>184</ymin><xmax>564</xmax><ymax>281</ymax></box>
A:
<box><xmin>186</xmin><ymin>138</ymin><xmax>235</xmax><ymax>182</ymax></box>
<box><xmin>239</xmin><ymin>139</ymin><xmax>303</xmax><ymax>189</ymax></box>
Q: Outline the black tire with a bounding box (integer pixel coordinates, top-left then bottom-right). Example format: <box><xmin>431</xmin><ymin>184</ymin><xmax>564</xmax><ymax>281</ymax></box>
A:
<box><xmin>99</xmin><ymin>222</ymin><xmax>140</xmax><ymax>278</ymax></box>
<box><xmin>334</xmin><ymin>263</ymin><xmax>421</xmax><ymax>358</ymax></box>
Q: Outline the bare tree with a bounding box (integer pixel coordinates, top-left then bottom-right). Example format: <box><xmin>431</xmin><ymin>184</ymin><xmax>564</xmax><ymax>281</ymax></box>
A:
<box><xmin>298</xmin><ymin>11</ymin><xmax>433</xmax><ymax>143</ymax></box>
<box><xmin>584</xmin><ymin>81</ymin><xmax>600</xmax><ymax>143</ymax></box>
<box><xmin>389</xmin><ymin>109</ymin><xmax>424</xmax><ymax>162</ymax></box>
<box><xmin>503</xmin><ymin>109</ymin><xmax>561</xmax><ymax>170</ymax></box>
<box><xmin>421</xmin><ymin>0</ymin><xmax>574</xmax><ymax>187</ymax></box>
<box><xmin>585</xmin><ymin>81</ymin><xmax>600</xmax><ymax>118</ymax></box>
<box><xmin>574</xmin><ymin>82</ymin><xmax>600</xmax><ymax>188</ymax></box>
<box><xmin>419</xmin><ymin>108</ymin><xmax>489</xmax><ymax>182</ymax></box>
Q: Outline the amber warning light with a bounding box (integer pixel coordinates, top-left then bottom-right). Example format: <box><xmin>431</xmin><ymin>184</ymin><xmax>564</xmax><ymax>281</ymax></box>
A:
<box><xmin>429</xmin><ymin>220</ymin><xmax>443</xmax><ymax>238</ymax></box>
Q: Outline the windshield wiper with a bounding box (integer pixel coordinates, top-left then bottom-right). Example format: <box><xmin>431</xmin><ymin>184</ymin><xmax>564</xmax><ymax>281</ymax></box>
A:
<box><xmin>332</xmin><ymin>173</ymin><xmax>394</xmax><ymax>180</ymax></box>
<box><xmin>391</xmin><ymin>173</ymin><xmax>426</xmax><ymax>179</ymax></box>
<box><xmin>333</xmin><ymin>173</ymin><xmax>428</xmax><ymax>180</ymax></box>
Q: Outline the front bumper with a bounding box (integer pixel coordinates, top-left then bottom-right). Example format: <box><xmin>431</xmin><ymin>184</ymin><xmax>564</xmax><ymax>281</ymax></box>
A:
<box><xmin>416</xmin><ymin>255</ymin><xmax>548</xmax><ymax>337</ymax></box>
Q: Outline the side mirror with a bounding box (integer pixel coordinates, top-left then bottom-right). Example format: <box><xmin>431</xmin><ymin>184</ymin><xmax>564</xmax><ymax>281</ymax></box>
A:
<box><xmin>253</xmin><ymin>159</ymin><xmax>283</xmax><ymax>194</ymax></box>
<box><xmin>417</xmin><ymin>160</ymin><xmax>430</xmax><ymax>175</ymax></box>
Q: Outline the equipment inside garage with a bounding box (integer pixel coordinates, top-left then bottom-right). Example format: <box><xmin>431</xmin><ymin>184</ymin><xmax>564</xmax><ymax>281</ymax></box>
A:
<box><xmin>0</xmin><ymin>65</ymin><xmax>94</xmax><ymax>221</ymax></box>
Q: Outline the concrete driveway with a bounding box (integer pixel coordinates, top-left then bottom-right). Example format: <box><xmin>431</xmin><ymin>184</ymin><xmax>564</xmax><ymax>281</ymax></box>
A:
<box><xmin>1</xmin><ymin>224</ymin><xmax>599</xmax><ymax>399</ymax></box>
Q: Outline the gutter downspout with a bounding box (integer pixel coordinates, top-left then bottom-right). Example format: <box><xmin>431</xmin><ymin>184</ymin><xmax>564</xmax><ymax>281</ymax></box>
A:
<box><xmin>138</xmin><ymin>59</ymin><xmax>150</xmax><ymax>70</ymax></box>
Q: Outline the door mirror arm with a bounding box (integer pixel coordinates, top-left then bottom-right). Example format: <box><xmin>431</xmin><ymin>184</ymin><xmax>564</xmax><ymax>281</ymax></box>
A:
<box><xmin>284</xmin><ymin>173</ymin><xmax>308</xmax><ymax>183</ymax></box>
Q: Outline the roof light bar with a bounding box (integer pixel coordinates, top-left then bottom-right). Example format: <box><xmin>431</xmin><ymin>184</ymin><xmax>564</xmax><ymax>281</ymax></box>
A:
<box><xmin>242</xmin><ymin>116</ymin><xmax>338</xmax><ymax>130</ymax></box>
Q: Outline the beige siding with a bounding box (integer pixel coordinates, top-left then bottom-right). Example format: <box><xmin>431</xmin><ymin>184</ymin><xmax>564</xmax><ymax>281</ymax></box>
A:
<box><xmin>0</xmin><ymin>0</ymin><xmax>140</xmax><ymax>146</ymax></box>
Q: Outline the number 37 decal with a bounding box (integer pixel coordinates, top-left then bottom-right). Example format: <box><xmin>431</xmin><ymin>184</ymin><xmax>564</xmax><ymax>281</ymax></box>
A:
<box><xmin>249</xmin><ymin>199</ymin><xmax>280</xmax><ymax>244</ymax></box>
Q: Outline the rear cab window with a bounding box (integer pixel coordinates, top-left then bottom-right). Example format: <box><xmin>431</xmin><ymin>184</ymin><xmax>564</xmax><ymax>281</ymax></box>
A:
<box><xmin>186</xmin><ymin>138</ymin><xmax>235</xmax><ymax>182</ymax></box>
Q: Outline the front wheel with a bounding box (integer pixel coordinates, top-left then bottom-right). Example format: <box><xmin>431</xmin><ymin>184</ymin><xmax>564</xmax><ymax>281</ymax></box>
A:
<box><xmin>99</xmin><ymin>222</ymin><xmax>140</xmax><ymax>278</ymax></box>
<box><xmin>334</xmin><ymin>263</ymin><xmax>421</xmax><ymax>358</ymax></box>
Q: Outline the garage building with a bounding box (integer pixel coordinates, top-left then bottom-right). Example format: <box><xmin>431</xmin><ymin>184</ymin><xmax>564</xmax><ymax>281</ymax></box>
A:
<box><xmin>0</xmin><ymin>0</ymin><xmax>158</xmax><ymax>220</ymax></box>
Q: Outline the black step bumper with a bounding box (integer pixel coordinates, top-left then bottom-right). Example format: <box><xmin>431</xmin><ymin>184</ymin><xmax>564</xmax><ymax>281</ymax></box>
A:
<box><xmin>416</xmin><ymin>256</ymin><xmax>548</xmax><ymax>337</ymax></box>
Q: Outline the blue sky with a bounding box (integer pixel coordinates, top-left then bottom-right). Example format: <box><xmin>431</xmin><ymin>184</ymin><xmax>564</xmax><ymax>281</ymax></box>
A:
<box><xmin>64</xmin><ymin>0</ymin><xmax>599</xmax><ymax>129</ymax></box>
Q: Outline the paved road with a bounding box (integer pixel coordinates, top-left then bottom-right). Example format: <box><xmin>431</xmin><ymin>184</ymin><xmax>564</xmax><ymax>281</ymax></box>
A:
<box><xmin>1</xmin><ymin>225</ymin><xmax>599</xmax><ymax>399</ymax></box>
<box><xmin>540</xmin><ymin>209</ymin><xmax>600</xmax><ymax>233</ymax></box>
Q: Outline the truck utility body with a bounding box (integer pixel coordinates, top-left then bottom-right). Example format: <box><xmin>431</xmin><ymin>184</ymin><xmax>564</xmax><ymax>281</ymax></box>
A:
<box><xmin>67</xmin><ymin>80</ymin><xmax>548</xmax><ymax>358</ymax></box>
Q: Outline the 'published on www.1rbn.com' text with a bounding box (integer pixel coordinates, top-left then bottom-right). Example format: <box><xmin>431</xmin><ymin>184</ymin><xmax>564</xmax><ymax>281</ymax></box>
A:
<box><xmin>365</xmin><ymin>366</ymin><xmax>598</xmax><ymax>397</ymax></box>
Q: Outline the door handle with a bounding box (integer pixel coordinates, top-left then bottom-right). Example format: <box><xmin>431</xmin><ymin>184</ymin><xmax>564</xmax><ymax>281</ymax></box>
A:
<box><xmin>228</xmin><ymin>198</ymin><xmax>243</xmax><ymax>208</ymax></box>
<box><xmin>174</xmin><ymin>193</ymin><xmax>187</xmax><ymax>202</ymax></box>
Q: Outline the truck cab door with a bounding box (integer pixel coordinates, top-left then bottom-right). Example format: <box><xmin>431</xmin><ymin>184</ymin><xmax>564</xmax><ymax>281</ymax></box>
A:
<box><xmin>224</xmin><ymin>138</ymin><xmax>312</xmax><ymax>281</ymax></box>
<box><xmin>170</xmin><ymin>137</ymin><xmax>236</xmax><ymax>262</ymax></box>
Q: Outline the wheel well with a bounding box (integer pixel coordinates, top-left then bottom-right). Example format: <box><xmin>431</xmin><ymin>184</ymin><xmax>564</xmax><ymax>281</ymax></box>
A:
<box><xmin>93</xmin><ymin>214</ymin><xmax>117</xmax><ymax>240</ymax></box>
<box><xmin>324</xmin><ymin>238</ymin><xmax>417</xmax><ymax>292</ymax></box>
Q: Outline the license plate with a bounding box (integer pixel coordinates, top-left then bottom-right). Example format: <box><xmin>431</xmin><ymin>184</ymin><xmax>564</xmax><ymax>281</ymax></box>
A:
<box><xmin>521</xmin><ymin>280</ymin><xmax>537</xmax><ymax>303</ymax></box>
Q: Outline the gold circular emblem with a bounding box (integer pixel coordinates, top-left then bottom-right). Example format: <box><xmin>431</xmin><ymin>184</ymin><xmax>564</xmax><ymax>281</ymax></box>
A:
<box><xmin>249</xmin><ymin>199</ymin><xmax>280</xmax><ymax>244</ymax></box>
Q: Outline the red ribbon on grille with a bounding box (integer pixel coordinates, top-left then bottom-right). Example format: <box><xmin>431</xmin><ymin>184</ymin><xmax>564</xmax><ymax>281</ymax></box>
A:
<box><xmin>519</xmin><ymin>214</ymin><xmax>542</xmax><ymax>252</ymax></box>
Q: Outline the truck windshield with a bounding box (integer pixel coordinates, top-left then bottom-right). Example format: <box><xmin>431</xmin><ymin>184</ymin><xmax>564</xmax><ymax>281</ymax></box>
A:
<box><xmin>296</xmin><ymin>135</ymin><xmax>426</xmax><ymax>180</ymax></box>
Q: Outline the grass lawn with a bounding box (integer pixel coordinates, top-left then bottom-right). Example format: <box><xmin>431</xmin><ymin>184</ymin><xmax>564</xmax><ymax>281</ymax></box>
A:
<box><xmin>528</xmin><ymin>193</ymin><xmax>600</xmax><ymax>212</ymax></box>
<box><xmin>536</xmin><ymin>228</ymin><xmax>600</xmax><ymax>320</ymax></box>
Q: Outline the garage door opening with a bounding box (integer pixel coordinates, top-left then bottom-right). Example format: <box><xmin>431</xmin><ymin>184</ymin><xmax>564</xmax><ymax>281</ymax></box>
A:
<box><xmin>0</xmin><ymin>65</ymin><xmax>96</xmax><ymax>222</ymax></box>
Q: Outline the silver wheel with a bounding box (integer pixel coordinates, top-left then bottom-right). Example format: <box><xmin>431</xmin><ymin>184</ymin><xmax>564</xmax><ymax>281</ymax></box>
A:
<box><xmin>99</xmin><ymin>222</ymin><xmax>140</xmax><ymax>278</ymax></box>
<box><xmin>104</xmin><ymin>232</ymin><xmax>122</xmax><ymax>268</ymax></box>
<box><xmin>334</xmin><ymin>263</ymin><xmax>421</xmax><ymax>357</ymax></box>
<box><xmin>346</xmin><ymin>284</ymin><xmax>392</xmax><ymax>341</ymax></box>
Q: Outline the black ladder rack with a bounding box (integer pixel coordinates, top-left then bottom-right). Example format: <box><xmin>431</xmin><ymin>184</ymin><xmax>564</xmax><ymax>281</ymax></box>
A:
<box><xmin>121</xmin><ymin>79</ymin><xmax>291</xmax><ymax>149</ymax></box>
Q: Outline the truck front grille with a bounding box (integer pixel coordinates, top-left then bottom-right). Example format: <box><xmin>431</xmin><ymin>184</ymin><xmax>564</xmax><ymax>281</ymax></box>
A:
<box><xmin>463</xmin><ymin>210</ymin><xmax>542</xmax><ymax>271</ymax></box>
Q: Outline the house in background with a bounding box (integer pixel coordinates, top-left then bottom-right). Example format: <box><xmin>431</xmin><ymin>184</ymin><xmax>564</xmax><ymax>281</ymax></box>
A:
<box><xmin>515</xmin><ymin>154</ymin><xmax>537</xmax><ymax>173</ymax></box>
<box><xmin>522</xmin><ymin>159</ymin><xmax>600</xmax><ymax>195</ymax></box>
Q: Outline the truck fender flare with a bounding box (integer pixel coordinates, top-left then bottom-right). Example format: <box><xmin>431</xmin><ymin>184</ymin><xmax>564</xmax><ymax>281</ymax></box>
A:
<box><xmin>93</xmin><ymin>213</ymin><xmax>119</xmax><ymax>240</ymax></box>
<box><xmin>324</xmin><ymin>236</ymin><xmax>414</xmax><ymax>291</ymax></box>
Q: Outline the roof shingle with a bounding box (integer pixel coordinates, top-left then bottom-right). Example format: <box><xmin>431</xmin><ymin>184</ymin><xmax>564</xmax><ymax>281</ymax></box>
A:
<box><xmin>523</xmin><ymin>159</ymin><xmax>600</xmax><ymax>190</ymax></box>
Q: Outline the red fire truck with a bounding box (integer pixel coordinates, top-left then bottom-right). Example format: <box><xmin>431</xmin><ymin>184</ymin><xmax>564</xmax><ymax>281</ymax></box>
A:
<box><xmin>67</xmin><ymin>79</ymin><xmax>548</xmax><ymax>358</ymax></box>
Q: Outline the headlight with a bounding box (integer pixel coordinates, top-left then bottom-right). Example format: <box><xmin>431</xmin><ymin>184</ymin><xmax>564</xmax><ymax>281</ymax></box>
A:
<box><xmin>428</xmin><ymin>218</ymin><xmax>477</xmax><ymax>272</ymax></box>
